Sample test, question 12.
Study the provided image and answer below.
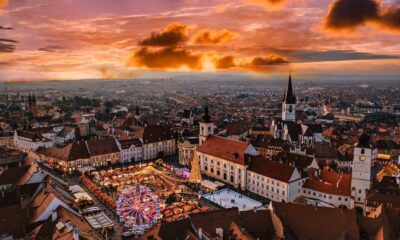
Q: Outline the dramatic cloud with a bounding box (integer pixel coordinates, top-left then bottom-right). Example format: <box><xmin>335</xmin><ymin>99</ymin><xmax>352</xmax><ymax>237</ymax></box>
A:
<box><xmin>214</xmin><ymin>56</ymin><xmax>236</xmax><ymax>69</ymax></box>
<box><xmin>379</xmin><ymin>7</ymin><xmax>400</xmax><ymax>31</ymax></box>
<box><xmin>193</xmin><ymin>29</ymin><xmax>236</xmax><ymax>44</ymax></box>
<box><xmin>139</xmin><ymin>22</ymin><xmax>190</xmax><ymax>47</ymax></box>
<box><xmin>324</xmin><ymin>0</ymin><xmax>400</xmax><ymax>32</ymax></box>
<box><xmin>324</xmin><ymin>0</ymin><xmax>379</xmax><ymax>30</ymax></box>
<box><xmin>128</xmin><ymin>47</ymin><xmax>203</xmax><ymax>70</ymax></box>
<box><xmin>248</xmin><ymin>54</ymin><xmax>289</xmax><ymax>66</ymax></box>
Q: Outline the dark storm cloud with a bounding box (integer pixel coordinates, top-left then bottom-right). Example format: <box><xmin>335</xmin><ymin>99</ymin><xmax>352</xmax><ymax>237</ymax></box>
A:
<box><xmin>324</xmin><ymin>0</ymin><xmax>400</xmax><ymax>32</ymax></box>
<box><xmin>325</xmin><ymin>0</ymin><xmax>379</xmax><ymax>30</ymax></box>
<box><xmin>379</xmin><ymin>7</ymin><xmax>400</xmax><ymax>31</ymax></box>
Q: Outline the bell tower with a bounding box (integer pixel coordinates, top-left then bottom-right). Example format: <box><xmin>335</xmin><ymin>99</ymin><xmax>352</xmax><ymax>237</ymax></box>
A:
<box><xmin>282</xmin><ymin>73</ymin><xmax>296</xmax><ymax>122</ymax></box>
<box><xmin>351</xmin><ymin>132</ymin><xmax>374</xmax><ymax>212</ymax></box>
<box><xmin>199</xmin><ymin>104</ymin><xmax>214</xmax><ymax>146</ymax></box>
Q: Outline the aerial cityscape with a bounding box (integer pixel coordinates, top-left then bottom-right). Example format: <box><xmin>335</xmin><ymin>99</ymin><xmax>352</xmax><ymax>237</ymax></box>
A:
<box><xmin>1</xmin><ymin>0</ymin><xmax>400</xmax><ymax>239</ymax></box>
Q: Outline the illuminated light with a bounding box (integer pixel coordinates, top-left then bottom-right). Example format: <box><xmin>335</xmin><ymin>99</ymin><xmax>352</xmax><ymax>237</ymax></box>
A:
<box><xmin>202</xmin><ymin>58</ymin><xmax>216</xmax><ymax>72</ymax></box>
<box><xmin>377</xmin><ymin>154</ymin><xmax>391</xmax><ymax>160</ymax></box>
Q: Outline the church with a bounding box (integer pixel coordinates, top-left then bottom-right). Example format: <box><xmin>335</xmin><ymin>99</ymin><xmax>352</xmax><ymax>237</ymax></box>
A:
<box><xmin>271</xmin><ymin>74</ymin><xmax>324</xmax><ymax>145</ymax></box>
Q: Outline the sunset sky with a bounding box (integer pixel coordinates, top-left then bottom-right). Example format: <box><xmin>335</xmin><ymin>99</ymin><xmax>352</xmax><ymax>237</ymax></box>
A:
<box><xmin>0</xmin><ymin>0</ymin><xmax>399</xmax><ymax>81</ymax></box>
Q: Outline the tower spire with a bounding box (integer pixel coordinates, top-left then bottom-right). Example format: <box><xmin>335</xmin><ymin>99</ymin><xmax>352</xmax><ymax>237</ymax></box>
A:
<box><xmin>202</xmin><ymin>103</ymin><xmax>211</xmax><ymax>123</ymax></box>
<box><xmin>283</xmin><ymin>72</ymin><xmax>296</xmax><ymax>104</ymax></box>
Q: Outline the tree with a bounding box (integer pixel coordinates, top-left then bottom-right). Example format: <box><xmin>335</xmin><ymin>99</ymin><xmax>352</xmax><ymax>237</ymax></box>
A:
<box><xmin>189</xmin><ymin>148</ymin><xmax>202</xmax><ymax>184</ymax></box>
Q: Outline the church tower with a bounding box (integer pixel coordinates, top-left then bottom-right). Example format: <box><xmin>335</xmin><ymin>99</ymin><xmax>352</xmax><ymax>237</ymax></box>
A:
<box><xmin>351</xmin><ymin>132</ymin><xmax>374</xmax><ymax>212</ymax></box>
<box><xmin>199</xmin><ymin>104</ymin><xmax>214</xmax><ymax>146</ymax></box>
<box><xmin>134</xmin><ymin>105</ymin><xmax>141</xmax><ymax>122</ymax></box>
<box><xmin>282</xmin><ymin>73</ymin><xmax>296</xmax><ymax>122</ymax></box>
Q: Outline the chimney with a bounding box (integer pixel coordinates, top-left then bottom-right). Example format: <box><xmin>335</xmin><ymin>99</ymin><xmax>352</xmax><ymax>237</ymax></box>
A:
<box><xmin>216</xmin><ymin>228</ymin><xmax>223</xmax><ymax>240</ymax></box>
<box><xmin>51</xmin><ymin>210</ymin><xmax>57</xmax><ymax>222</ymax></box>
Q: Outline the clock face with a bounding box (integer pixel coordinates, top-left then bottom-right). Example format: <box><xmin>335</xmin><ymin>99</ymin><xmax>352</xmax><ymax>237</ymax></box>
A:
<box><xmin>359</xmin><ymin>155</ymin><xmax>366</xmax><ymax>161</ymax></box>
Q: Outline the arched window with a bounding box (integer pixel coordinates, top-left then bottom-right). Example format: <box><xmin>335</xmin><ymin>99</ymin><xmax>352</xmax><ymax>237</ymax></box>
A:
<box><xmin>289</xmin><ymin>105</ymin><xmax>293</xmax><ymax>112</ymax></box>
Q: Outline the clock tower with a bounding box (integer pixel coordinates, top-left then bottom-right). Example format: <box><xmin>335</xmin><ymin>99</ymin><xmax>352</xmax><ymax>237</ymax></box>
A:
<box><xmin>351</xmin><ymin>132</ymin><xmax>374</xmax><ymax>212</ymax></box>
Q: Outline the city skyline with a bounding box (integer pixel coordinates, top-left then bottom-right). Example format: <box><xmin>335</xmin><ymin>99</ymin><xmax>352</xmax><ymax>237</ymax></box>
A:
<box><xmin>1</xmin><ymin>0</ymin><xmax>400</xmax><ymax>82</ymax></box>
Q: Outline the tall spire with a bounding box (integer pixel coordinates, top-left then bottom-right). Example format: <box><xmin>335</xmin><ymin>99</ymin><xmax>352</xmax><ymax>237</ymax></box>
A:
<box><xmin>32</xmin><ymin>93</ymin><xmax>36</xmax><ymax>102</ymax></box>
<box><xmin>202</xmin><ymin>103</ymin><xmax>211</xmax><ymax>123</ymax></box>
<box><xmin>283</xmin><ymin>72</ymin><xmax>296</xmax><ymax>104</ymax></box>
<box><xmin>28</xmin><ymin>93</ymin><xmax>32</xmax><ymax>102</ymax></box>
<box><xmin>136</xmin><ymin>105</ymin><xmax>140</xmax><ymax>115</ymax></box>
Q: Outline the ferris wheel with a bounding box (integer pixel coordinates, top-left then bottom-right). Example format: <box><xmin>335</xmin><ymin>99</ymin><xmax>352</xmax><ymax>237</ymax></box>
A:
<box><xmin>116</xmin><ymin>185</ymin><xmax>160</xmax><ymax>236</ymax></box>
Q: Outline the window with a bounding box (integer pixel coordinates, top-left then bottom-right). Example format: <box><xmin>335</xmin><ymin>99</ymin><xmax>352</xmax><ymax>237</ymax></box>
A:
<box><xmin>361</xmin><ymin>149</ymin><xmax>365</xmax><ymax>154</ymax></box>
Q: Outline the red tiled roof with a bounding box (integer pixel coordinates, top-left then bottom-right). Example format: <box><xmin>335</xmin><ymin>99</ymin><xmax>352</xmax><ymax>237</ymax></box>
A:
<box><xmin>248</xmin><ymin>157</ymin><xmax>296</xmax><ymax>183</ymax></box>
<box><xmin>198</xmin><ymin>135</ymin><xmax>250</xmax><ymax>165</ymax></box>
<box><xmin>303</xmin><ymin>169</ymin><xmax>351</xmax><ymax>196</ymax></box>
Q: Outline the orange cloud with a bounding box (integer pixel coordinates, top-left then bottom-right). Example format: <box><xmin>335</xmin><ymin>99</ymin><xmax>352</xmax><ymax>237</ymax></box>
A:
<box><xmin>128</xmin><ymin>47</ymin><xmax>203</xmax><ymax>70</ymax></box>
<box><xmin>0</xmin><ymin>0</ymin><xmax>9</xmax><ymax>8</ymax></box>
<box><xmin>248</xmin><ymin>54</ymin><xmax>289</xmax><ymax>66</ymax></box>
<box><xmin>139</xmin><ymin>22</ymin><xmax>190</xmax><ymax>47</ymax></box>
<box><xmin>214</xmin><ymin>56</ymin><xmax>236</xmax><ymax>69</ymax></box>
<box><xmin>246</xmin><ymin>0</ymin><xmax>286</xmax><ymax>8</ymax></box>
<box><xmin>193</xmin><ymin>29</ymin><xmax>236</xmax><ymax>44</ymax></box>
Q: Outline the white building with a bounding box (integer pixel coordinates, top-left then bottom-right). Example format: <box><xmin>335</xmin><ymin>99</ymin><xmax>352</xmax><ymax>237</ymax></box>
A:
<box><xmin>247</xmin><ymin>158</ymin><xmax>304</xmax><ymax>203</ymax></box>
<box><xmin>117</xmin><ymin>138</ymin><xmax>143</xmax><ymax>163</ymax></box>
<box><xmin>141</xmin><ymin>126</ymin><xmax>176</xmax><ymax>160</ymax></box>
<box><xmin>301</xmin><ymin>169</ymin><xmax>353</xmax><ymax>209</ymax></box>
<box><xmin>198</xmin><ymin>135</ymin><xmax>259</xmax><ymax>190</ymax></box>
<box><xmin>14</xmin><ymin>130</ymin><xmax>54</xmax><ymax>152</ymax></box>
